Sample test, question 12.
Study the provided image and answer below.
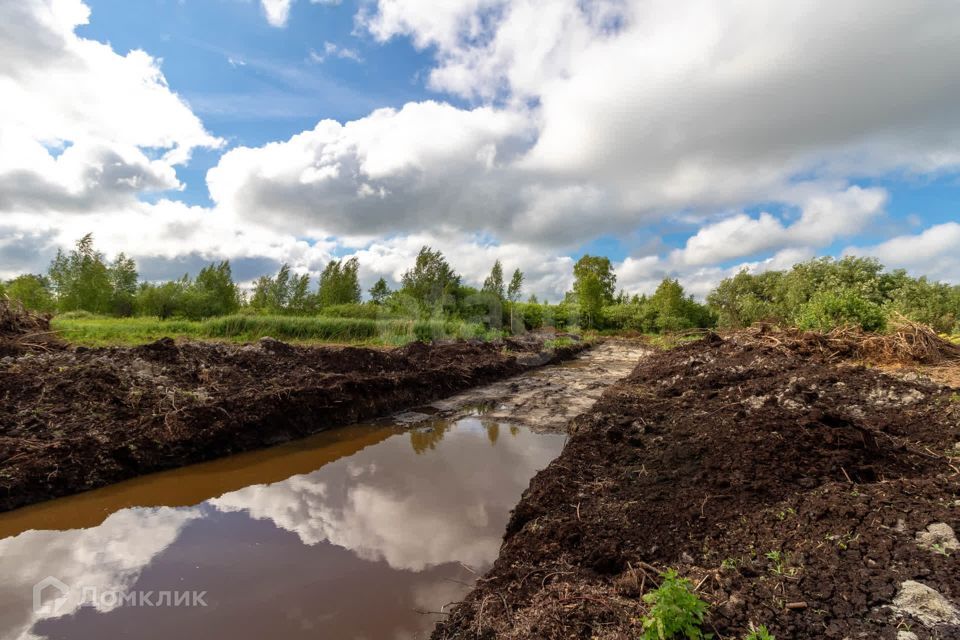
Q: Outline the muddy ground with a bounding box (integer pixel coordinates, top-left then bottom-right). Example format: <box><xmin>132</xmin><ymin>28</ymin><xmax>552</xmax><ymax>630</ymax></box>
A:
<box><xmin>433</xmin><ymin>332</ymin><xmax>960</xmax><ymax>640</ymax></box>
<box><xmin>395</xmin><ymin>340</ymin><xmax>651</xmax><ymax>432</ymax></box>
<box><xmin>0</xmin><ymin>331</ymin><xmax>585</xmax><ymax>512</ymax></box>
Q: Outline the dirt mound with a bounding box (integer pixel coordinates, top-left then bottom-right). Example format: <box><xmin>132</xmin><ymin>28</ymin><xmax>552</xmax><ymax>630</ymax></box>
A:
<box><xmin>0</xmin><ymin>299</ymin><xmax>59</xmax><ymax>357</ymax></box>
<box><xmin>740</xmin><ymin>320</ymin><xmax>960</xmax><ymax>366</ymax></box>
<box><xmin>0</xmin><ymin>335</ymin><xmax>586</xmax><ymax>512</ymax></box>
<box><xmin>433</xmin><ymin>334</ymin><xmax>960</xmax><ymax>640</ymax></box>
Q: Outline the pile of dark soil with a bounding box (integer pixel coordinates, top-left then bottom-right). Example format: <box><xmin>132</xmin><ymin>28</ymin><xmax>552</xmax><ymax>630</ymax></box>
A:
<box><xmin>0</xmin><ymin>335</ymin><xmax>584</xmax><ymax>512</ymax></box>
<box><xmin>433</xmin><ymin>332</ymin><xmax>960</xmax><ymax>640</ymax></box>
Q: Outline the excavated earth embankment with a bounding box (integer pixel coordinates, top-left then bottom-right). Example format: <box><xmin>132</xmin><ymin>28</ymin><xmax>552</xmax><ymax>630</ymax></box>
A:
<box><xmin>433</xmin><ymin>332</ymin><xmax>960</xmax><ymax>640</ymax></box>
<box><xmin>0</xmin><ymin>317</ymin><xmax>586</xmax><ymax>512</ymax></box>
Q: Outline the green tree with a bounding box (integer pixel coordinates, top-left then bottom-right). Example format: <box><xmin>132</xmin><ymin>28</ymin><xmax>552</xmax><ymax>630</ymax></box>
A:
<box><xmin>249</xmin><ymin>276</ymin><xmax>274</xmax><ymax>312</ymax></box>
<box><xmin>186</xmin><ymin>261</ymin><xmax>240</xmax><ymax>318</ymax></box>
<box><xmin>780</xmin><ymin>256</ymin><xmax>887</xmax><ymax>312</ymax></box>
<box><xmin>318</xmin><ymin>258</ymin><xmax>361</xmax><ymax>307</ymax></box>
<box><xmin>271</xmin><ymin>264</ymin><xmax>293</xmax><ymax>310</ymax></box>
<box><xmin>482</xmin><ymin>260</ymin><xmax>505</xmax><ymax>299</ymax></box>
<box><xmin>369</xmin><ymin>277</ymin><xmax>392</xmax><ymax>304</ymax></box>
<box><xmin>887</xmin><ymin>276</ymin><xmax>958</xmax><ymax>333</ymax></box>
<box><xmin>250</xmin><ymin>263</ymin><xmax>293</xmax><ymax>313</ymax></box>
<box><xmin>108</xmin><ymin>253</ymin><xmax>139</xmax><ymax>316</ymax></box>
<box><xmin>648</xmin><ymin>278</ymin><xmax>715</xmax><ymax>331</ymax></box>
<box><xmin>4</xmin><ymin>274</ymin><xmax>55</xmax><ymax>312</ymax></box>
<box><xmin>797</xmin><ymin>290</ymin><xmax>887</xmax><ymax>332</ymax></box>
<box><xmin>136</xmin><ymin>279</ymin><xmax>187</xmax><ymax>319</ymax></box>
<box><xmin>572</xmin><ymin>255</ymin><xmax>616</xmax><ymax>328</ymax></box>
<box><xmin>400</xmin><ymin>246</ymin><xmax>461</xmax><ymax>311</ymax></box>
<box><xmin>707</xmin><ymin>269</ymin><xmax>785</xmax><ymax>327</ymax></box>
<box><xmin>507</xmin><ymin>268</ymin><xmax>524</xmax><ymax>331</ymax></box>
<box><xmin>287</xmin><ymin>273</ymin><xmax>313</xmax><ymax>313</ymax></box>
<box><xmin>708</xmin><ymin>256</ymin><xmax>960</xmax><ymax>333</ymax></box>
<box><xmin>48</xmin><ymin>234</ymin><xmax>115</xmax><ymax>314</ymax></box>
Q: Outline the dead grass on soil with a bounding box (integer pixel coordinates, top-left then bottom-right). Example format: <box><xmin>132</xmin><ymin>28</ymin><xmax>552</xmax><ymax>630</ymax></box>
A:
<box><xmin>737</xmin><ymin>318</ymin><xmax>960</xmax><ymax>366</ymax></box>
<box><xmin>0</xmin><ymin>299</ymin><xmax>59</xmax><ymax>355</ymax></box>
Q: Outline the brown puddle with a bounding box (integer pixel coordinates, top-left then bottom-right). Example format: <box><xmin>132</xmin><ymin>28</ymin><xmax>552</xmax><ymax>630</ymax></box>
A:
<box><xmin>0</xmin><ymin>416</ymin><xmax>565</xmax><ymax>640</ymax></box>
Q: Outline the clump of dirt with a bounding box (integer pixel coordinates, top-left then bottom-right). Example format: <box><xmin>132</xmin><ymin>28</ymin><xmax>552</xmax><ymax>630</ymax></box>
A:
<box><xmin>0</xmin><ymin>334</ymin><xmax>585</xmax><ymax>512</ymax></box>
<box><xmin>0</xmin><ymin>299</ymin><xmax>61</xmax><ymax>358</ymax></box>
<box><xmin>433</xmin><ymin>332</ymin><xmax>960</xmax><ymax>640</ymax></box>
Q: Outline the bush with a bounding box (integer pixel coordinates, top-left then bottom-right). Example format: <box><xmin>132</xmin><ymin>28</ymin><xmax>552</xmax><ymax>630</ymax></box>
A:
<box><xmin>600</xmin><ymin>303</ymin><xmax>654</xmax><ymax>332</ymax></box>
<box><xmin>641</xmin><ymin>570</ymin><xmax>710</xmax><ymax>640</ymax></box>
<box><xmin>708</xmin><ymin>257</ymin><xmax>960</xmax><ymax>333</ymax></box>
<box><xmin>412</xmin><ymin>320</ymin><xmax>436</xmax><ymax>342</ymax></box>
<box><xmin>796</xmin><ymin>290</ymin><xmax>887</xmax><ymax>332</ymax></box>
<box><xmin>4</xmin><ymin>274</ymin><xmax>56</xmax><ymax>313</ymax></box>
<box><xmin>548</xmin><ymin>303</ymin><xmax>580</xmax><ymax>330</ymax></box>
<box><xmin>516</xmin><ymin>302</ymin><xmax>544</xmax><ymax>329</ymax></box>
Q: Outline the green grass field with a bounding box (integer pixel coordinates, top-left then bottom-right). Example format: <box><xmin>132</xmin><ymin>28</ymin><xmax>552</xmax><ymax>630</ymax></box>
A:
<box><xmin>51</xmin><ymin>314</ymin><xmax>503</xmax><ymax>347</ymax></box>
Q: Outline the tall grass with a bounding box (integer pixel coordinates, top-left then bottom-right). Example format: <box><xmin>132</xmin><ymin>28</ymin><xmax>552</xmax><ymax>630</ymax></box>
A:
<box><xmin>202</xmin><ymin>315</ymin><xmax>386</xmax><ymax>342</ymax></box>
<box><xmin>51</xmin><ymin>314</ymin><xmax>502</xmax><ymax>347</ymax></box>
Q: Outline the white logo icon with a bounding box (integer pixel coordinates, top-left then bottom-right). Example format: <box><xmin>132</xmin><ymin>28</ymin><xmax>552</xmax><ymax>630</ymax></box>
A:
<box><xmin>33</xmin><ymin>576</ymin><xmax>70</xmax><ymax>614</ymax></box>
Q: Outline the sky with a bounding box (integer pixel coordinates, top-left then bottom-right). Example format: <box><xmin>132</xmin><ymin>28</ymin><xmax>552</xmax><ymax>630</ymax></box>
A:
<box><xmin>1</xmin><ymin>0</ymin><xmax>959</xmax><ymax>301</ymax></box>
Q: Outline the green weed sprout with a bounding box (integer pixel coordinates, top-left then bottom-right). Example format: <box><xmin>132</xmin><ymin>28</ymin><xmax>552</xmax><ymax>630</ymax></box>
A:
<box><xmin>744</xmin><ymin>624</ymin><xmax>775</xmax><ymax>640</ymax></box>
<box><xmin>641</xmin><ymin>570</ymin><xmax>711</xmax><ymax>640</ymax></box>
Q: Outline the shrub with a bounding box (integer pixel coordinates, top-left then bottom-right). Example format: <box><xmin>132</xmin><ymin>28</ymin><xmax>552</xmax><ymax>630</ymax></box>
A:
<box><xmin>601</xmin><ymin>303</ymin><xmax>656</xmax><ymax>332</ymax></box>
<box><xmin>413</xmin><ymin>320</ymin><xmax>436</xmax><ymax>342</ymax></box>
<box><xmin>708</xmin><ymin>257</ymin><xmax>960</xmax><ymax>333</ymax></box>
<box><xmin>641</xmin><ymin>570</ymin><xmax>710</xmax><ymax>640</ymax></box>
<box><xmin>796</xmin><ymin>290</ymin><xmax>886</xmax><ymax>332</ymax></box>
<box><xmin>513</xmin><ymin>302</ymin><xmax>544</xmax><ymax>329</ymax></box>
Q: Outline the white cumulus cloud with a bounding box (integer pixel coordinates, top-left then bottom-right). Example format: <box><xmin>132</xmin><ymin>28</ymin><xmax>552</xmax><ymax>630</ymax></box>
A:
<box><xmin>0</xmin><ymin>0</ymin><xmax>221</xmax><ymax>217</ymax></box>
<box><xmin>845</xmin><ymin>223</ymin><xmax>960</xmax><ymax>284</ymax></box>
<box><xmin>3</xmin><ymin>0</ymin><xmax>960</xmax><ymax>298</ymax></box>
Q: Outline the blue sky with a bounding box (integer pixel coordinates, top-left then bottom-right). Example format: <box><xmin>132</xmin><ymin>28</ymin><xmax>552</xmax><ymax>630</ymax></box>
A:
<box><xmin>79</xmin><ymin>0</ymin><xmax>438</xmax><ymax>207</ymax></box>
<box><xmin>2</xmin><ymin>0</ymin><xmax>959</xmax><ymax>298</ymax></box>
<box><xmin>78</xmin><ymin>0</ymin><xmax>960</xmax><ymax>263</ymax></box>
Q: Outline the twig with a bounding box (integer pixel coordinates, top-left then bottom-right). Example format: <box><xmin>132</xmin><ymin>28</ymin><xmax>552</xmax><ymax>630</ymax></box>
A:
<box><xmin>840</xmin><ymin>467</ymin><xmax>853</xmax><ymax>484</ymax></box>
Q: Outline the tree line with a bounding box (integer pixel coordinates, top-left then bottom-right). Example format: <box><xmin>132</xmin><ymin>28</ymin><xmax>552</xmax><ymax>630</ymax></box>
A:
<box><xmin>707</xmin><ymin>256</ymin><xmax>960</xmax><ymax>333</ymax></box>
<box><xmin>0</xmin><ymin>235</ymin><xmax>527</xmax><ymax>324</ymax></box>
<box><xmin>2</xmin><ymin>234</ymin><xmax>958</xmax><ymax>334</ymax></box>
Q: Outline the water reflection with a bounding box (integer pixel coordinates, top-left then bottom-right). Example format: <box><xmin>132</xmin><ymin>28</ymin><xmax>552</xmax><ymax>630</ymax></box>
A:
<box><xmin>0</xmin><ymin>419</ymin><xmax>565</xmax><ymax>640</ymax></box>
<box><xmin>0</xmin><ymin>507</ymin><xmax>200</xmax><ymax>640</ymax></box>
<box><xmin>409</xmin><ymin>421</ymin><xmax>450</xmax><ymax>455</ymax></box>
<box><xmin>209</xmin><ymin>417</ymin><xmax>561</xmax><ymax>572</ymax></box>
